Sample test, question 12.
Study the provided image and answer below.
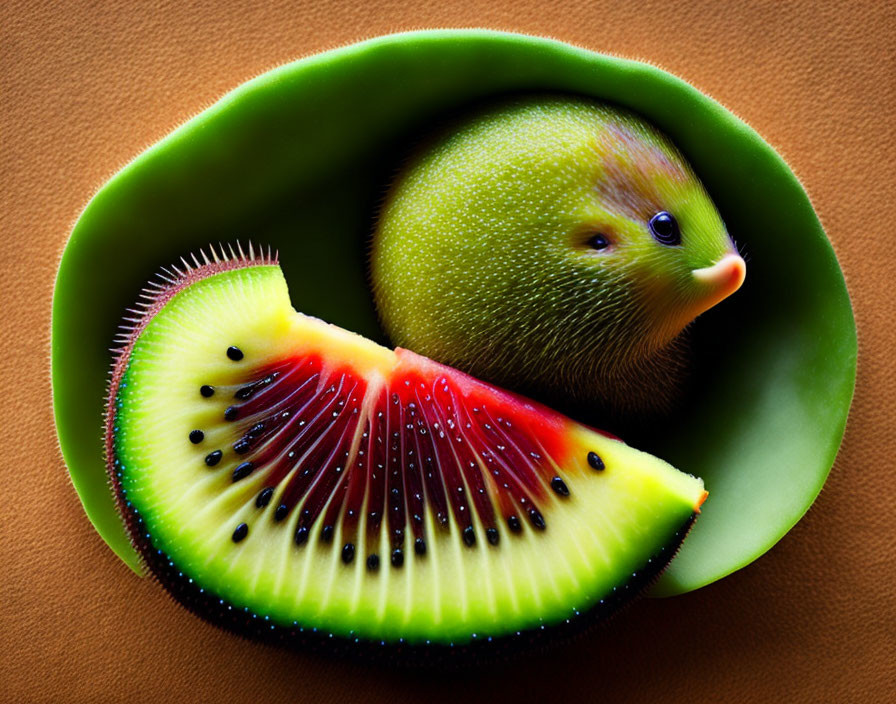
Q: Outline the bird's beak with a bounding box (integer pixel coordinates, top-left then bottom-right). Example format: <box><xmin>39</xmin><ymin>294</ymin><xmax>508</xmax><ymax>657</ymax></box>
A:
<box><xmin>691</xmin><ymin>253</ymin><xmax>746</xmax><ymax>313</ymax></box>
<box><xmin>651</xmin><ymin>252</ymin><xmax>747</xmax><ymax>349</ymax></box>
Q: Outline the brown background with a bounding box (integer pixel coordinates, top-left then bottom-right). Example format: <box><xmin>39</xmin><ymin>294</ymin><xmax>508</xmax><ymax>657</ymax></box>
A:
<box><xmin>2</xmin><ymin>1</ymin><xmax>894</xmax><ymax>702</ymax></box>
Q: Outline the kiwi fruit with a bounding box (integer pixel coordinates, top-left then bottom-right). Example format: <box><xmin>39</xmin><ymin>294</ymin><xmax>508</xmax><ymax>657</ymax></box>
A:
<box><xmin>106</xmin><ymin>244</ymin><xmax>706</xmax><ymax>661</ymax></box>
<box><xmin>371</xmin><ymin>95</ymin><xmax>745</xmax><ymax>421</ymax></box>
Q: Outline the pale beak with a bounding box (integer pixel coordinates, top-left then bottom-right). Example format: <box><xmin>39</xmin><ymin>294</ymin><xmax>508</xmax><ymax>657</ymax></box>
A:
<box><xmin>692</xmin><ymin>253</ymin><xmax>746</xmax><ymax>311</ymax></box>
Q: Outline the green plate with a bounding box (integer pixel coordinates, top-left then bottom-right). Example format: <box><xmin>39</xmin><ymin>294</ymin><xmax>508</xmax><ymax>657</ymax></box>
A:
<box><xmin>51</xmin><ymin>29</ymin><xmax>856</xmax><ymax>596</ymax></box>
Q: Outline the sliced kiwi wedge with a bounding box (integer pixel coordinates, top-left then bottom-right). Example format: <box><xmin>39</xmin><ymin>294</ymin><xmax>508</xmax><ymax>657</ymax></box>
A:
<box><xmin>107</xmin><ymin>245</ymin><xmax>706</xmax><ymax>656</ymax></box>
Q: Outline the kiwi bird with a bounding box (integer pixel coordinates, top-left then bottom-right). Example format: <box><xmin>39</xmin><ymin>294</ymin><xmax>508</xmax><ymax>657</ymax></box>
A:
<box><xmin>371</xmin><ymin>95</ymin><xmax>746</xmax><ymax>418</ymax></box>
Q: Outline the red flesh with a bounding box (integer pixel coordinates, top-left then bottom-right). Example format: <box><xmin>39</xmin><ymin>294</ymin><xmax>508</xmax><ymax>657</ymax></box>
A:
<box><xmin>212</xmin><ymin>349</ymin><xmax>579</xmax><ymax>549</ymax></box>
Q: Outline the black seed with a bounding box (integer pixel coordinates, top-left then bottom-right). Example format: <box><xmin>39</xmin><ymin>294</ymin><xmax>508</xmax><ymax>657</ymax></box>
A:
<box><xmin>226</xmin><ymin>346</ymin><xmax>244</xmax><ymax>361</ymax></box>
<box><xmin>232</xmin><ymin>523</ymin><xmax>248</xmax><ymax>542</ymax></box>
<box><xmin>486</xmin><ymin>528</ymin><xmax>500</xmax><ymax>546</ymax></box>
<box><xmin>204</xmin><ymin>450</ymin><xmax>222</xmax><ymax>467</ymax></box>
<box><xmin>342</xmin><ymin>542</ymin><xmax>355</xmax><ymax>564</ymax></box>
<box><xmin>224</xmin><ymin>406</ymin><xmax>238</xmax><ymax>421</ymax></box>
<box><xmin>551</xmin><ymin>476</ymin><xmax>570</xmax><ymax>496</ymax></box>
<box><xmin>507</xmin><ymin>515</ymin><xmax>522</xmax><ymax>533</ymax></box>
<box><xmin>200</xmin><ymin>385</ymin><xmax>214</xmax><ymax>398</ymax></box>
<box><xmin>232</xmin><ymin>461</ymin><xmax>254</xmax><ymax>482</ymax></box>
<box><xmin>462</xmin><ymin>525</ymin><xmax>476</xmax><ymax>547</ymax></box>
<box><xmin>274</xmin><ymin>504</ymin><xmax>288</xmax><ymax>522</ymax></box>
<box><xmin>587</xmin><ymin>451</ymin><xmax>605</xmax><ymax>471</ymax></box>
<box><xmin>294</xmin><ymin>526</ymin><xmax>309</xmax><ymax>545</ymax></box>
<box><xmin>320</xmin><ymin>525</ymin><xmax>334</xmax><ymax>543</ymax></box>
<box><xmin>233</xmin><ymin>439</ymin><xmax>251</xmax><ymax>454</ymax></box>
<box><xmin>366</xmin><ymin>554</ymin><xmax>380</xmax><ymax>571</ymax></box>
<box><xmin>189</xmin><ymin>430</ymin><xmax>204</xmax><ymax>444</ymax></box>
<box><xmin>391</xmin><ymin>548</ymin><xmax>404</xmax><ymax>568</ymax></box>
<box><xmin>249</xmin><ymin>422</ymin><xmax>265</xmax><ymax>436</ymax></box>
<box><xmin>529</xmin><ymin>508</ymin><xmax>546</xmax><ymax>530</ymax></box>
<box><xmin>255</xmin><ymin>487</ymin><xmax>274</xmax><ymax>508</ymax></box>
<box><xmin>414</xmin><ymin>538</ymin><xmax>426</xmax><ymax>556</ymax></box>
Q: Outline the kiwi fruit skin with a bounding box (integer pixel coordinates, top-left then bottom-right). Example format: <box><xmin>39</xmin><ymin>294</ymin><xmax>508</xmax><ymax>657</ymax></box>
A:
<box><xmin>371</xmin><ymin>94</ymin><xmax>744</xmax><ymax>420</ymax></box>
<box><xmin>120</xmin><ymin>493</ymin><xmax>695</xmax><ymax>666</ymax></box>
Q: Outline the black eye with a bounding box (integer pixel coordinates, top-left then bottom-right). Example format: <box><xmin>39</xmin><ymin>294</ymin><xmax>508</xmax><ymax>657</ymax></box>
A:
<box><xmin>587</xmin><ymin>233</ymin><xmax>611</xmax><ymax>251</ymax></box>
<box><xmin>649</xmin><ymin>211</ymin><xmax>681</xmax><ymax>246</ymax></box>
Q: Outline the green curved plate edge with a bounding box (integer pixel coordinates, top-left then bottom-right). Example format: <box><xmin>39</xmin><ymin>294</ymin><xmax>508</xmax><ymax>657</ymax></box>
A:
<box><xmin>51</xmin><ymin>29</ymin><xmax>857</xmax><ymax>591</ymax></box>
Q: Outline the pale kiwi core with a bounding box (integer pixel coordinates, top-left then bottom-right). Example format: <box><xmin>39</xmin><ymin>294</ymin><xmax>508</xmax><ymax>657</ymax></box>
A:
<box><xmin>371</xmin><ymin>96</ymin><xmax>745</xmax><ymax>416</ymax></box>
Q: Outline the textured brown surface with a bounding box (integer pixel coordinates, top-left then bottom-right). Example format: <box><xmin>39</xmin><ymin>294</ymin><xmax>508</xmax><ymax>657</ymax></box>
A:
<box><xmin>2</xmin><ymin>1</ymin><xmax>894</xmax><ymax>702</ymax></box>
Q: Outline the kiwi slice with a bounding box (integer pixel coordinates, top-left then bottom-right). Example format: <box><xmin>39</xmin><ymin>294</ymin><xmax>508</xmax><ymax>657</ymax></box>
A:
<box><xmin>107</xmin><ymin>244</ymin><xmax>706</xmax><ymax>656</ymax></box>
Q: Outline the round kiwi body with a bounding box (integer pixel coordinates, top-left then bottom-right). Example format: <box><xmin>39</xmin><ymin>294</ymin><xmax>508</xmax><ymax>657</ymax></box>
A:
<box><xmin>371</xmin><ymin>94</ymin><xmax>746</xmax><ymax>419</ymax></box>
<box><xmin>107</xmin><ymin>246</ymin><xmax>706</xmax><ymax>659</ymax></box>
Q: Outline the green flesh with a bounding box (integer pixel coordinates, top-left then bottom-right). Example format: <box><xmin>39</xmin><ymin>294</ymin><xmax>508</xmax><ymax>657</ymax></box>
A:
<box><xmin>53</xmin><ymin>30</ymin><xmax>856</xmax><ymax>595</ymax></box>
<box><xmin>112</xmin><ymin>264</ymin><xmax>702</xmax><ymax>642</ymax></box>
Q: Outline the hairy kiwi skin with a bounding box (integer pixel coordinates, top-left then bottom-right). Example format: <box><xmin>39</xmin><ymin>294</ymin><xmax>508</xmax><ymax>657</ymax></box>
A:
<box><xmin>116</xmin><ymin>478</ymin><xmax>695</xmax><ymax>667</ymax></box>
<box><xmin>372</xmin><ymin>94</ymin><xmax>743</xmax><ymax>421</ymax></box>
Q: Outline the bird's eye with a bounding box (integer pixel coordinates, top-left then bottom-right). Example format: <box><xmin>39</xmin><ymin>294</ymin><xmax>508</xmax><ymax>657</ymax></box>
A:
<box><xmin>649</xmin><ymin>211</ymin><xmax>681</xmax><ymax>246</ymax></box>
<box><xmin>587</xmin><ymin>233</ymin><xmax>611</xmax><ymax>251</ymax></box>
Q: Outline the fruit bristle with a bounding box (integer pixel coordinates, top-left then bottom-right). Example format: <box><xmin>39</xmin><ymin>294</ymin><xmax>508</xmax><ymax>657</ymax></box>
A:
<box><xmin>105</xmin><ymin>242</ymin><xmax>276</xmax><ymax>563</ymax></box>
<box><xmin>110</xmin><ymin>243</ymin><xmax>276</xmax><ymax>353</ymax></box>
